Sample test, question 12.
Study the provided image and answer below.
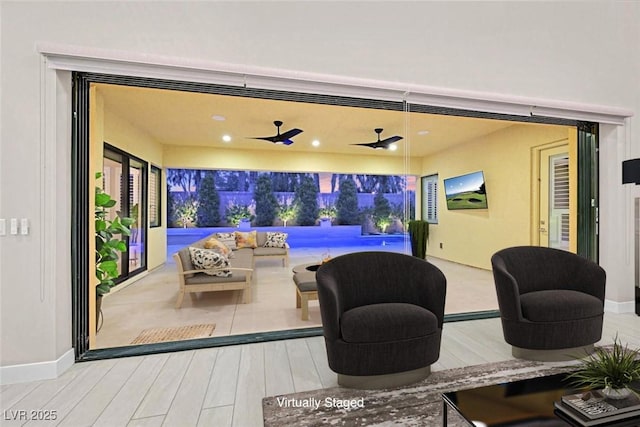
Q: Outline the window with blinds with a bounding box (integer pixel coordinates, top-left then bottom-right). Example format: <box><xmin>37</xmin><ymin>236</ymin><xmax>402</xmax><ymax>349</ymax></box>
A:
<box><xmin>129</xmin><ymin>174</ymin><xmax>135</xmax><ymax>207</ymax></box>
<box><xmin>421</xmin><ymin>174</ymin><xmax>438</xmax><ymax>224</ymax></box>
<box><xmin>551</xmin><ymin>156</ymin><xmax>570</xmax><ymax>245</ymax></box>
<box><xmin>552</xmin><ymin>157</ymin><xmax>569</xmax><ymax>210</ymax></box>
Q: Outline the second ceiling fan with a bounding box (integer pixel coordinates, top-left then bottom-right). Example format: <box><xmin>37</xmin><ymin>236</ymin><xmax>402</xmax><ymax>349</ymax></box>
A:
<box><xmin>352</xmin><ymin>128</ymin><xmax>403</xmax><ymax>150</ymax></box>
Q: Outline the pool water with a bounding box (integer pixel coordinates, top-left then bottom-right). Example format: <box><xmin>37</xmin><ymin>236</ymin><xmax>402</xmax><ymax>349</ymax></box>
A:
<box><xmin>287</xmin><ymin>234</ymin><xmax>407</xmax><ymax>248</ymax></box>
<box><xmin>166</xmin><ymin>226</ymin><xmax>408</xmax><ymax>250</ymax></box>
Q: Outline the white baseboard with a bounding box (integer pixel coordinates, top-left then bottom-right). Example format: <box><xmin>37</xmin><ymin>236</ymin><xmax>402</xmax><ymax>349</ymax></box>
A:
<box><xmin>604</xmin><ymin>299</ymin><xmax>636</xmax><ymax>314</ymax></box>
<box><xmin>0</xmin><ymin>348</ymin><xmax>75</xmax><ymax>385</ymax></box>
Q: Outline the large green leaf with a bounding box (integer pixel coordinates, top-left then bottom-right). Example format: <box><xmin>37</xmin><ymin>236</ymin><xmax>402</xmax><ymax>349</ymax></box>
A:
<box><xmin>99</xmin><ymin>260</ymin><xmax>118</xmax><ymax>276</ymax></box>
<box><xmin>95</xmin><ymin>219</ymin><xmax>107</xmax><ymax>232</ymax></box>
<box><xmin>95</xmin><ymin>193</ymin><xmax>112</xmax><ymax>207</ymax></box>
<box><xmin>99</xmin><ymin>251</ymin><xmax>119</xmax><ymax>261</ymax></box>
<box><xmin>116</xmin><ymin>241</ymin><xmax>127</xmax><ymax>252</ymax></box>
<box><xmin>121</xmin><ymin>217</ymin><xmax>136</xmax><ymax>227</ymax></box>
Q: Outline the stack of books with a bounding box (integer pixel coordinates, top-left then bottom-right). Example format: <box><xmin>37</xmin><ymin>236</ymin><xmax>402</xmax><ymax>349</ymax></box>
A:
<box><xmin>554</xmin><ymin>389</ymin><xmax>640</xmax><ymax>426</ymax></box>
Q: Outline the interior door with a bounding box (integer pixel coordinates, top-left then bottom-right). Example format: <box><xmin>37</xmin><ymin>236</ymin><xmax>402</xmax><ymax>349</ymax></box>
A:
<box><xmin>539</xmin><ymin>146</ymin><xmax>570</xmax><ymax>250</ymax></box>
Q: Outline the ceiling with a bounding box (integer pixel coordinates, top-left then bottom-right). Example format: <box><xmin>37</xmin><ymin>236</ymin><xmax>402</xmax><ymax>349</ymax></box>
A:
<box><xmin>96</xmin><ymin>83</ymin><xmax>541</xmax><ymax>158</ymax></box>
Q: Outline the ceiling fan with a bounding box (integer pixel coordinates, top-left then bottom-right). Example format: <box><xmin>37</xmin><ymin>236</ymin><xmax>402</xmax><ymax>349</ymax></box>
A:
<box><xmin>249</xmin><ymin>120</ymin><xmax>303</xmax><ymax>145</ymax></box>
<box><xmin>351</xmin><ymin>128</ymin><xmax>403</xmax><ymax>150</ymax></box>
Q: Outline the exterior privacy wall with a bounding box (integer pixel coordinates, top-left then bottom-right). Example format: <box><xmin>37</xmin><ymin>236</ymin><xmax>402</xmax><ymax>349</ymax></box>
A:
<box><xmin>1</xmin><ymin>2</ymin><xmax>638</xmax><ymax>381</ymax></box>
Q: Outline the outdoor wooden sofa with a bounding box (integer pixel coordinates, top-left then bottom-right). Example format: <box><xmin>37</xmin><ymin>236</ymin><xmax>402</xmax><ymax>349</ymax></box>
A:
<box><xmin>173</xmin><ymin>231</ymin><xmax>289</xmax><ymax>308</ymax></box>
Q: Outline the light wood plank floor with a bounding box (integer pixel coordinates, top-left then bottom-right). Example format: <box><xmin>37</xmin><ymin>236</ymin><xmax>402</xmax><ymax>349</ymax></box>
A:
<box><xmin>1</xmin><ymin>313</ymin><xmax>638</xmax><ymax>426</ymax></box>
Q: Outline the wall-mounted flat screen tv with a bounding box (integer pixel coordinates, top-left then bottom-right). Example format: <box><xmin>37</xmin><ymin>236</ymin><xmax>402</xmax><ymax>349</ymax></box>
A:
<box><xmin>444</xmin><ymin>171</ymin><xmax>488</xmax><ymax>210</ymax></box>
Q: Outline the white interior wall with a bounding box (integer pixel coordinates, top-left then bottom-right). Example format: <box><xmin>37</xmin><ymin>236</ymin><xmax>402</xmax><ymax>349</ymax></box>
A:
<box><xmin>600</xmin><ymin>123</ymin><xmax>636</xmax><ymax>312</ymax></box>
<box><xmin>1</xmin><ymin>1</ymin><xmax>638</xmax><ymax>382</ymax></box>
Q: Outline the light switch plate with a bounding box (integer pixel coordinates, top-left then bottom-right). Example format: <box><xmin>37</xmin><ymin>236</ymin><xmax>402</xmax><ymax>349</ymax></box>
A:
<box><xmin>20</xmin><ymin>218</ymin><xmax>29</xmax><ymax>235</ymax></box>
<box><xmin>10</xmin><ymin>218</ymin><xmax>18</xmax><ymax>235</ymax></box>
<box><xmin>0</xmin><ymin>219</ymin><xmax>5</xmax><ymax>236</ymax></box>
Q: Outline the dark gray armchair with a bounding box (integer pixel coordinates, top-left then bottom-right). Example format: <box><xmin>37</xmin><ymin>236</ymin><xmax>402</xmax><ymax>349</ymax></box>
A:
<box><xmin>316</xmin><ymin>251</ymin><xmax>446</xmax><ymax>388</ymax></box>
<box><xmin>491</xmin><ymin>246</ymin><xmax>606</xmax><ymax>360</ymax></box>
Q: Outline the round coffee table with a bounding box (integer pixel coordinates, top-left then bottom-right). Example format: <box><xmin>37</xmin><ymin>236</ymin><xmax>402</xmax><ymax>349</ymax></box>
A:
<box><xmin>292</xmin><ymin>262</ymin><xmax>321</xmax><ymax>274</ymax></box>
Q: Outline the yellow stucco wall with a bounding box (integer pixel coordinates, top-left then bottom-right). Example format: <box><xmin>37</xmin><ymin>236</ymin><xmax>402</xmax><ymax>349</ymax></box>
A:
<box><xmin>422</xmin><ymin>123</ymin><xmax>573</xmax><ymax>270</ymax></box>
<box><xmin>96</xmin><ymin>89</ymin><xmax>168</xmax><ymax>271</ymax></box>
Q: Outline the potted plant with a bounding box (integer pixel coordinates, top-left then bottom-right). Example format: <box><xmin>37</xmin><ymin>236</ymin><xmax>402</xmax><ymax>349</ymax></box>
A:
<box><xmin>95</xmin><ymin>172</ymin><xmax>135</xmax><ymax>330</ymax></box>
<box><xmin>319</xmin><ymin>205</ymin><xmax>337</xmax><ymax>227</ymax></box>
<box><xmin>225</xmin><ymin>203</ymin><xmax>253</xmax><ymax>227</ymax></box>
<box><xmin>566</xmin><ymin>336</ymin><xmax>640</xmax><ymax>399</ymax></box>
<box><xmin>408</xmin><ymin>220</ymin><xmax>429</xmax><ymax>259</ymax></box>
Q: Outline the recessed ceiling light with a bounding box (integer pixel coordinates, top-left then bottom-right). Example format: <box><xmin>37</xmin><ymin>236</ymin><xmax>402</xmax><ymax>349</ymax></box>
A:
<box><xmin>222</xmin><ymin>134</ymin><xmax>232</xmax><ymax>142</ymax></box>
<box><xmin>312</xmin><ymin>140</ymin><xmax>320</xmax><ymax>147</ymax></box>
<box><xmin>389</xmin><ymin>144</ymin><xmax>398</xmax><ymax>151</ymax></box>
<box><xmin>417</xmin><ymin>130</ymin><xmax>430</xmax><ymax>135</ymax></box>
<box><xmin>212</xmin><ymin>115</ymin><xmax>226</xmax><ymax>121</ymax></box>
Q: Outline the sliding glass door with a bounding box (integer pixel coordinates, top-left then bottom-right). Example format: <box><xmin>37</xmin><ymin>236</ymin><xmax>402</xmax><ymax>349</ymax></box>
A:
<box><xmin>72</xmin><ymin>71</ymin><xmax>599</xmax><ymax>359</ymax></box>
<box><xmin>103</xmin><ymin>145</ymin><xmax>147</xmax><ymax>281</ymax></box>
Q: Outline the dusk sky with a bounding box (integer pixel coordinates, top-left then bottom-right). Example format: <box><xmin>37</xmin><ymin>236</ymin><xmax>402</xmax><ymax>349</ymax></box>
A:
<box><xmin>170</xmin><ymin>171</ymin><xmax>416</xmax><ymax>193</ymax></box>
<box><xmin>318</xmin><ymin>173</ymin><xmax>416</xmax><ymax>193</ymax></box>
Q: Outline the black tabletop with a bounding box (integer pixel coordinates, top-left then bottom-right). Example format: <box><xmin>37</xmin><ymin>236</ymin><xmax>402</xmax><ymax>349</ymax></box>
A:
<box><xmin>442</xmin><ymin>373</ymin><xmax>640</xmax><ymax>427</ymax></box>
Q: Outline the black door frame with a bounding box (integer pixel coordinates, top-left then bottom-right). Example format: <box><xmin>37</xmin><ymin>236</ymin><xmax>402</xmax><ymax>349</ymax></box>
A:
<box><xmin>576</xmin><ymin>122</ymin><xmax>599</xmax><ymax>261</ymax></box>
<box><xmin>71</xmin><ymin>71</ymin><xmax>598</xmax><ymax>360</ymax></box>
<box><xmin>103</xmin><ymin>143</ymin><xmax>149</xmax><ymax>282</ymax></box>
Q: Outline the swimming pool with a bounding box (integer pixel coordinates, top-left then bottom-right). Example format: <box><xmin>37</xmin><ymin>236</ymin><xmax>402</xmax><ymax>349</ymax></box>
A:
<box><xmin>286</xmin><ymin>234</ymin><xmax>407</xmax><ymax>248</ymax></box>
<box><xmin>166</xmin><ymin>226</ymin><xmax>408</xmax><ymax>249</ymax></box>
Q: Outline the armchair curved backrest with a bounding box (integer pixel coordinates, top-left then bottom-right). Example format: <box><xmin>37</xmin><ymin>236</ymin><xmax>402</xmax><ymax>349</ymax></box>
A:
<box><xmin>316</xmin><ymin>251</ymin><xmax>447</xmax><ymax>341</ymax></box>
<box><xmin>492</xmin><ymin>246</ymin><xmax>606</xmax><ymax>299</ymax></box>
<box><xmin>491</xmin><ymin>246</ymin><xmax>606</xmax><ymax>357</ymax></box>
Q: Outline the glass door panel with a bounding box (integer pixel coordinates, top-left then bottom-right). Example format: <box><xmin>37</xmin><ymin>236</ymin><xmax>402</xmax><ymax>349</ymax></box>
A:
<box><xmin>129</xmin><ymin>159</ymin><xmax>145</xmax><ymax>273</ymax></box>
<box><xmin>103</xmin><ymin>155</ymin><xmax>125</xmax><ymax>277</ymax></box>
<box><xmin>103</xmin><ymin>145</ymin><xmax>147</xmax><ymax>283</ymax></box>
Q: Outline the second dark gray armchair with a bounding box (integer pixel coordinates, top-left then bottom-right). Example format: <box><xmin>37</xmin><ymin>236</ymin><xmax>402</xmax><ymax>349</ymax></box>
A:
<box><xmin>316</xmin><ymin>251</ymin><xmax>446</xmax><ymax>388</ymax></box>
<box><xmin>491</xmin><ymin>246</ymin><xmax>606</xmax><ymax>360</ymax></box>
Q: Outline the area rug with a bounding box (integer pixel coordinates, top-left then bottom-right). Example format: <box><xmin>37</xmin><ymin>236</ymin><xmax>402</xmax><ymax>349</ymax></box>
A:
<box><xmin>130</xmin><ymin>323</ymin><xmax>216</xmax><ymax>344</ymax></box>
<box><xmin>263</xmin><ymin>358</ymin><xmax>584</xmax><ymax>426</ymax></box>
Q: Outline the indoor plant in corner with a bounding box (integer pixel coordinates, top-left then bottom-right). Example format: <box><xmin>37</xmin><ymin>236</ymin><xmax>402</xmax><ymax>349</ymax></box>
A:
<box><xmin>95</xmin><ymin>172</ymin><xmax>135</xmax><ymax>331</ymax></box>
<box><xmin>408</xmin><ymin>220</ymin><xmax>429</xmax><ymax>259</ymax></box>
<box><xmin>566</xmin><ymin>336</ymin><xmax>640</xmax><ymax>399</ymax></box>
